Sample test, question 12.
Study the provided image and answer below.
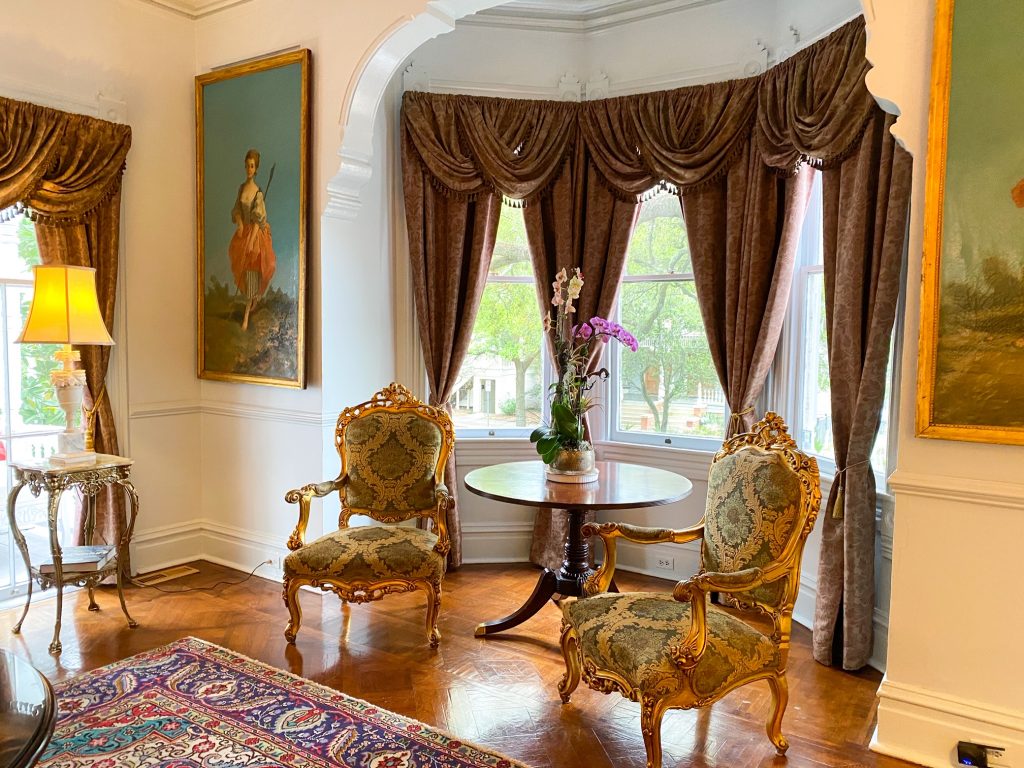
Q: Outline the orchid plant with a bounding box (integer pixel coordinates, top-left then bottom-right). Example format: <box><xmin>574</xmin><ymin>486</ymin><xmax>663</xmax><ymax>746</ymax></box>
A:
<box><xmin>530</xmin><ymin>267</ymin><xmax>639</xmax><ymax>464</ymax></box>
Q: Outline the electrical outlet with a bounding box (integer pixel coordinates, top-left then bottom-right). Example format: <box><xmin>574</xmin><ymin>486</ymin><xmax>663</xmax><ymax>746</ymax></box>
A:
<box><xmin>656</xmin><ymin>556</ymin><xmax>674</xmax><ymax>570</ymax></box>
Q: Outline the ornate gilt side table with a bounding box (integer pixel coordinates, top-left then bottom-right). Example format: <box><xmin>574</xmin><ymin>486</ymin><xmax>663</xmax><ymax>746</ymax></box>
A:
<box><xmin>6</xmin><ymin>454</ymin><xmax>140</xmax><ymax>655</ymax></box>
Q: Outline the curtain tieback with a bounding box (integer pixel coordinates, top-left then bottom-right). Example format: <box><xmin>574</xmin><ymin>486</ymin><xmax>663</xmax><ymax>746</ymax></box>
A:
<box><xmin>831</xmin><ymin>458</ymin><xmax>872</xmax><ymax>520</ymax></box>
<box><xmin>727</xmin><ymin>405</ymin><xmax>755</xmax><ymax>435</ymax></box>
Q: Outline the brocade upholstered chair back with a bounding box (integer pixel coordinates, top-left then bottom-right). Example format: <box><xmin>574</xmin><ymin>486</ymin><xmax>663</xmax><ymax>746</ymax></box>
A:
<box><xmin>340</xmin><ymin>410</ymin><xmax>445</xmax><ymax>521</ymax></box>
<box><xmin>701</xmin><ymin>445</ymin><xmax>807</xmax><ymax>610</ymax></box>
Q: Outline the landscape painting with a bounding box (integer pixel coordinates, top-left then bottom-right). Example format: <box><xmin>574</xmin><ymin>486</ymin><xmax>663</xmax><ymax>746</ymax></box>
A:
<box><xmin>196</xmin><ymin>49</ymin><xmax>309</xmax><ymax>387</ymax></box>
<box><xmin>919</xmin><ymin>0</ymin><xmax>1024</xmax><ymax>444</ymax></box>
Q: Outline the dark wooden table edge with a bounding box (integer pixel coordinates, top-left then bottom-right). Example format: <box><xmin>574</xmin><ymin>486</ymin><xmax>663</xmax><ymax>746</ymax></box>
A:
<box><xmin>463</xmin><ymin>461</ymin><xmax>694</xmax><ymax>509</ymax></box>
<box><xmin>2</xmin><ymin>659</ymin><xmax>56</xmax><ymax>768</ymax></box>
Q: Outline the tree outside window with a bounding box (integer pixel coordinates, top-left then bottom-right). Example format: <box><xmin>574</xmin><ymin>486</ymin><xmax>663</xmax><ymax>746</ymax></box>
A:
<box><xmin>613</xmin><ymin>193</ymin><xmax>725</xmax><ymax>442</ymax></box>
<box><xmin>448</xmin><ymin>204</ymin><xmax>543</xmax><ymax>433</ymax></box>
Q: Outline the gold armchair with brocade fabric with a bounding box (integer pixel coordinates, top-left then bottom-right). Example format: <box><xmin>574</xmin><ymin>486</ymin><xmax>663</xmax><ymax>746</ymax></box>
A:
<box><xmin>282</xmin><ymin>383</ymin><xmax>455</xmax><ymax>647</ymax></box>
<box><xmin>558</xmin><ymin>413</ymin><xmax>821</xmax><ymax>768</ymax></box>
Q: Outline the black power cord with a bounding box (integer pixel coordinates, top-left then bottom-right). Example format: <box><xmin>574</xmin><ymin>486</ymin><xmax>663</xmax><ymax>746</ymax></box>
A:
<box><xmin>132</xmin><ymin>559</ymin><xmax>272</xmax><ymax>594</ymax></box>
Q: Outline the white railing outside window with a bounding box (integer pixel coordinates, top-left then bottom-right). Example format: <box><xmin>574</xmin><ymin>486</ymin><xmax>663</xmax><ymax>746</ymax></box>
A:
<box><xmin>608</xmin><ymin>192</ymin><xmax>727</xmax><ymax>451</ymax></box>
<box><xmin>0</xmin><ymin>214</ymin><xmax>78</xmax><ymax>599</ymax></box>
<box><xmin>448</xmin><ymin>203</ymin><xmax>551</xmax><ymax>438</ymax></box>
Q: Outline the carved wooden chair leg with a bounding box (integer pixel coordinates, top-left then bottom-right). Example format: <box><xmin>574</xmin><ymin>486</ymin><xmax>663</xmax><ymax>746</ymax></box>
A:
<box><xmin>558</xmin><ymin>621</ymin><xmax>582</xmax><ymax>703</ymax></box>
<box><xmin>640</xmin><ymin>696</ymin><xmax>667</xmax><ymax>768</ymax></box>
<box><xmin>283</xmin><ymin>577</ymin><xmax>303</xmax><ymax>644</ymax></box>
<box><xmin>425</xmin><ymin>580</ymin><xmax>441</xmax><ymax>648</ymax></box>
<box><xmin>766</xmin><ymin>673</ymin><xmax>790</xmax><ymax>754</ymax></box>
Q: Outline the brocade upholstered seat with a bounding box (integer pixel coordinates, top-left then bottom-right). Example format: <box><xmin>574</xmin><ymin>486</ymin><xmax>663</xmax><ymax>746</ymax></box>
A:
<box><xmin>282</xmin><ymin>383</ymin><xmax>454</xmax><ymax>647</ymax></box>
<box><xmin>284</xmin><ymin>526</ymin><xmax>445</xmax><ymax>583</ymax></box>
<box><xmin>564</xmin><ymin>592</ymin><xmax>779</xmax><ymax>699</ymax></box>
<box><xmin>558</xmin><ymin>414</ymin><xmax>821</xmax><ymax>768</ymax></box>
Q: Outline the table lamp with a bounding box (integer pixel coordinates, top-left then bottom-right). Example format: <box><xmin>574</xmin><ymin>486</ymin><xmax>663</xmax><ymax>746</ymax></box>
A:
<box><xmin>16</xmin><ymin>265</ymin><xmax>114</xmax><ymax>466</ymax></box>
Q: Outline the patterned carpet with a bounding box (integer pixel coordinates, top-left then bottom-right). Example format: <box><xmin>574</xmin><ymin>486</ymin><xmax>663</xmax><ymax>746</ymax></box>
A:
<box><xmin>41</xmin><ymin>637</ymin><xmax>525</xmax><ymax>767</ymax></box>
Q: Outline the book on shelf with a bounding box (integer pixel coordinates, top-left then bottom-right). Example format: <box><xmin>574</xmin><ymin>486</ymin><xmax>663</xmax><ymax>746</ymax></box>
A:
<box><xmin>38</xmin><ymin>545</ymin><xmax>115</xmax><ymax>574</ymax></box>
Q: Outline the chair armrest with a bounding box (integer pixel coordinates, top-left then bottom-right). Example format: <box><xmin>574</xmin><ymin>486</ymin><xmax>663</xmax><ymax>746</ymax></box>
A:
<box><xmin>667</xmin><ymin>563</ymin><xmax>793</xmax><ymax>669</ymax></box>
<box><xmin>432</xmin><ymin>484</ymin><xmax>452</xmax><ymax>556</ymax></box>
<box><xmin>581</xmin><ymin>521</ymin><xmax>705</xmax><ymax>596</ymax></box>
<box><xmin>284</xmin><ymin>477</ymin><xmax>344</xmax><ymax>550</ymax></box>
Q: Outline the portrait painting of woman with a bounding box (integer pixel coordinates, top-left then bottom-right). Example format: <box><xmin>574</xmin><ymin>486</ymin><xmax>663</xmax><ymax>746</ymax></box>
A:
<box><xmin>196</xmin><ymin>49</ymin><xmax>309</xmax><ymax>387</ymax></box>
<box><xmin>230</xmin><ymin>148</ymin><xmax>276</xmax><ymax>331</ymax></box>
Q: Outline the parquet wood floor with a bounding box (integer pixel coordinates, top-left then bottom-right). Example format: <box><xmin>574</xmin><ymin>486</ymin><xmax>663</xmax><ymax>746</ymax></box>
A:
<box><xmin>0</xmin><ymin>561</ymin><xmax>917</xmax><ymax>768</ymax></box>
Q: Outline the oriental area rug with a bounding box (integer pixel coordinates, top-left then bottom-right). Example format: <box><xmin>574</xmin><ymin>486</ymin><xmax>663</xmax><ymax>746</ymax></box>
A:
<box><xmin>40</xmin><ymin>636</ymin><xmax>525</xmax><ymax>768</ymax></box>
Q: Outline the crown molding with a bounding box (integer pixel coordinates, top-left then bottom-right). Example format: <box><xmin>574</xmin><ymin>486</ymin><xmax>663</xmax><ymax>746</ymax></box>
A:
<box><xmin>132</xmin><ymin>0</ymin><xmax>253</xmax><ymax>20</ymax></box>
<box><xmin>462</xmin><ymin>0</ymin><xmax>727</xmax><ymax>34</ymax></box>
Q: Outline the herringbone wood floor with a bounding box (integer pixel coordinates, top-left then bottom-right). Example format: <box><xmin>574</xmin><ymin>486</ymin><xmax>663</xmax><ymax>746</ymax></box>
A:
<box><xmin>0</xmin><ymin>561</ymin><xmax>916</xmax><ymax>768</ymax></box>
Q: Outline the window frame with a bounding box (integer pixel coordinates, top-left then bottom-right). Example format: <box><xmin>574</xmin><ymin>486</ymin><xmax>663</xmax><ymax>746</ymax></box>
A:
<box><xmin>446</xmin><ymin>208</ymin><xmax>551</xmax><ymax>440</ymax></box>
<box><xmin>607</xmin><ymin>195</ymin><xmax>729</xmax><ymax>452</ymax></box>
<box><xmin>771</xmin><ymin>175</ymin><xmax>901</xmax><ymax>490</ymax></box>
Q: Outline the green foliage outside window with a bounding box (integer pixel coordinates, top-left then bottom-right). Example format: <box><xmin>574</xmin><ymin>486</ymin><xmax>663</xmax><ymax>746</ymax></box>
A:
<box><xmin>619</xmin><ymin>195</ymin><xmax>722</xmax><ymax>436</ymax></box>
<box><xmin>17</xmin><ymin>217</ymin><xmax>63</xmax><ymax>428</ymax></box>
<box><xmin>466</xmin><ymin>208</ymin><xmax>541</xmax><ymax>427</ymax></box>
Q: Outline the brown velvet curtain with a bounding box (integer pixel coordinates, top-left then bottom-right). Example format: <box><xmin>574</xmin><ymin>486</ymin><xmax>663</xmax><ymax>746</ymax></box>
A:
<box><xmin>0</xmin><ymin>98</ymin><xmax>131</xmax><ymax>574</ymax></box>
<box><xmin>402</xmin><ymin>130</ymin><xmax>501</xmax><ymax>569</ymax></box>
<box><xmin>522</xmin><ymin>143</ymin><xmax>640</xmax><ymax>569</ymax></box>
<box><xmin>813</xmin><ymin>111</ymin><xmax>912</xmax><ymax>670</ymax></box>
<box><xmin>681</xmin><ymin>141</ymin><xmax>813</xmax><ymax>436</ymax></box>
<box><xmin>401</xmin><ymin>18</ymin><xmax>914</xmax><ymax>658</ymax></box>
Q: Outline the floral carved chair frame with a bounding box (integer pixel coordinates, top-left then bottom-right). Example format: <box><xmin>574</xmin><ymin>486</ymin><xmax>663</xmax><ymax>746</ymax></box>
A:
<box><xmin>558</xmin><ymin>413</ymin><xmax>821</xmax><ymax>768</ymax></box>
<box><xmin>282</xmin><ymin>383</ymin><xmax>455</xmax><ymax>647</ymax></box>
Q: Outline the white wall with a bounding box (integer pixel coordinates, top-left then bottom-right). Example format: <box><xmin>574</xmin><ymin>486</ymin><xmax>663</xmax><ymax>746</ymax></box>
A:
<box><xmin>865</xmin><ymin>3</ymin><xmax>1024</xmax><ymax>766</ymax></box>
<box><xmin>0</xmin><ymin>0</ymin><xmax>201</xmax><ymax>573</ymax></box>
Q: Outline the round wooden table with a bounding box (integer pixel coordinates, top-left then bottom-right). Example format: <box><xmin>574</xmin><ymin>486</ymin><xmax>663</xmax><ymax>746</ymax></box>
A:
<box><xmin>463</xmin><ymin>460</ymin><xmax>693</xmax><ymax>637</ymax></box>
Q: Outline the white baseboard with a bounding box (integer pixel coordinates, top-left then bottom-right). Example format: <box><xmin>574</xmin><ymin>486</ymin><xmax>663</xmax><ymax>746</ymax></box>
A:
<box><xmin>131</xmin><ymin>517</ymin><xmax>888</xmax><ymax>671</ymax></box>
<box><xmin>461</xmin><ymin>522</ymin><xmax>533</xmax><ymax>564</ymax></box>
<box><xmin>873</xmin><ymin>677</ymin><xmax>1024</xmax><ymax>768</ymax></box>
<box><xmin>132</xmin><ymin>518</ymin><xmax>288</xmax><ymax>584</ymax></box>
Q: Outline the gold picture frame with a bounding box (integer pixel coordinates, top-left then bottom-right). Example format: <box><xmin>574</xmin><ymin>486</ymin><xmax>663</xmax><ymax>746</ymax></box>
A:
<box><xmin>917</xmin><ymin>0</ymin><xmax>1024</xmax><ymax>444</ymax></box>
<box><xmin>196</xmin><ymin>49</ymin><xmax>310</xmax><ymax>388</ymax></box>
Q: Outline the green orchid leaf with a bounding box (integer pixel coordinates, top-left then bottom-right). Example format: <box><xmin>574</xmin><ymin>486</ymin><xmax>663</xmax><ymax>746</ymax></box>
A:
<box><xmin>536</xmin><ymin>435</ymin><xmax>559</xmax><ymax>455</ymax></box>
<box><xmin>541</xmin><ymin>443</ymin><xmax>562</xmax><ymax>464</ymax></box>
<box><xmin>530</xmin><ymin>426</ymin><xmax>548</xmax><ymax>443</ymax></box>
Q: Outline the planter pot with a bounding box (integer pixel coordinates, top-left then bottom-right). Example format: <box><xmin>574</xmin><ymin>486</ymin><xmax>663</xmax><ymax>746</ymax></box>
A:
<box><xmin>546</xmin><ymin>444</ymin><xmax>599</xmax><ymax>484</ymax></box>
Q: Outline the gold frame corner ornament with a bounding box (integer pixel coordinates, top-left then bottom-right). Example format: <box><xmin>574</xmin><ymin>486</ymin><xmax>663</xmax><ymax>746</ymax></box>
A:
<box><xmin>917</xmin><ymin>0</ymin><xmax>1024</xmax><ymax>446</ymax></box>
<box><xmin>195</xmin><ymin>48</ymin><xmax>311</xmax><ymax>389</ymax></box>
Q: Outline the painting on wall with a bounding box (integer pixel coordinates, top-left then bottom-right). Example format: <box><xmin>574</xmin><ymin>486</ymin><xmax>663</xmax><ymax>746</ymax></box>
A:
<box><xmin>196</xmin><ymin>49</ymin><xmax>310</xmax><ymax>387</ymax></box>
<box><xmin>919</xmin><ymin>0</ymin><xmax>1024</xmax><ymax>444</ymax></box>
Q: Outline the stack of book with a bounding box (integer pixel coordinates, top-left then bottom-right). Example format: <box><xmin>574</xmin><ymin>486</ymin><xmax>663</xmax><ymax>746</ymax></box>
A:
<box><xmin>38</xmin><ymin>545</ymin><xmax>115</xmax><ymax>575</ymax></box>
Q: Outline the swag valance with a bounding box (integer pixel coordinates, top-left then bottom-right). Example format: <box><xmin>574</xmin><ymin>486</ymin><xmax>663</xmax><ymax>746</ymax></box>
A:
<box><xmin>402</xmin><ymin>17</ymin><xmax>878</xmax><ymax>202</ymax></box>
<box><xmin>0</xmin><ymin>96</ymin><xmax>132</xmax><ymax>225</ymax></box>
<box><xmin>401</xmin><ymin>12</ymin><xmax>913</xmax><ymax>674</ymax></box>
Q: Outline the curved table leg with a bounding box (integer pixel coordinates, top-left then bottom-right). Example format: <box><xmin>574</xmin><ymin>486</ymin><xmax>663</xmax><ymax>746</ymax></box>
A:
<box><xmin>46</xmin><ymin>490</ymin><xmax>64</xmax><ymax>655</ymax></box>
<box><xmin>84</xmin><ymin>492</ymin><xmax>99</xmax><ymax>611</ymax></box>
<box><xmin>7</xmin><ymin>481</ymin><xmax>30</xmax><ymax>634</ymax></box>
<box><xmin>475</xmin><ymin>569</ymin><xmax>558</xmax><ymax>637</ymax></box>
<box><xmin>115</xmin><ymin>479</ymin><xmax>140</xmax><ymax>629</ymax></box>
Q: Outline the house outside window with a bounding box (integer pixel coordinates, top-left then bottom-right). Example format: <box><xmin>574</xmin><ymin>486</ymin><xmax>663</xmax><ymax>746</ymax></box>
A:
<box><xmin>609</xmin><ymin>192</ymin><xmax>726</xmax><ymax>449</ymax></box>
<box><xmin>448</xmin><ymin>204</ymin><xmax>546</xmax><ymax>436</ymax></box>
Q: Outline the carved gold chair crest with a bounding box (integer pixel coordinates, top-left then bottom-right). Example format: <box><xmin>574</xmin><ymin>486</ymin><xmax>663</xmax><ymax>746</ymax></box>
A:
<box><xmin>558</xmin><ymin>413</ymin><xmax>821</xmax><ymax>767</ymax></box>
<box><xmin>282</xmin><ymin>383</ymin><xmax>455</xmax><ymax>647</ymax></box>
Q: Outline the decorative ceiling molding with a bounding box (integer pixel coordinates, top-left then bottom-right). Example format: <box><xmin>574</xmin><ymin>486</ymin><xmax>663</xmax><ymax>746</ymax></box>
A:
<box><xmin>461</xmin><ymin>0</ymin><xmax>728</xmax><ymax>34</ymax></box>
<box><xmin>133</xmin><ymin>0</ymin><xmax>253</xmax><ymax>20</ymax></box>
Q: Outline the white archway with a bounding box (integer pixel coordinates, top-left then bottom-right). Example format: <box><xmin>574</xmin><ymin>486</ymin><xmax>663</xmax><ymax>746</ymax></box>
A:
<box><xmin>325</xmin><ymin>0</ymin><xmax>500</xmax><ymax>220</ymax></box>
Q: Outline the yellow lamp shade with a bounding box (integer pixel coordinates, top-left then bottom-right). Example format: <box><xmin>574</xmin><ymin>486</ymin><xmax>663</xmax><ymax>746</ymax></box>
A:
<box><xmin>16</xmin><ymin>265</ymin><xmax>114</xmax><ymax>345</ymax></box>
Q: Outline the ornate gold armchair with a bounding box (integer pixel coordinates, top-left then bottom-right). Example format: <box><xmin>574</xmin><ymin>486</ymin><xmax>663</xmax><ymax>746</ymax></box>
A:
<box><xmin>558</xmin><ymin>413</ymin><xmax>821</xmax><ymax>767</ymax></box>
<box><xmin>282</xmin><ymin>383</ymin><xmax>454</xmax><ymax>647</ymax></box>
